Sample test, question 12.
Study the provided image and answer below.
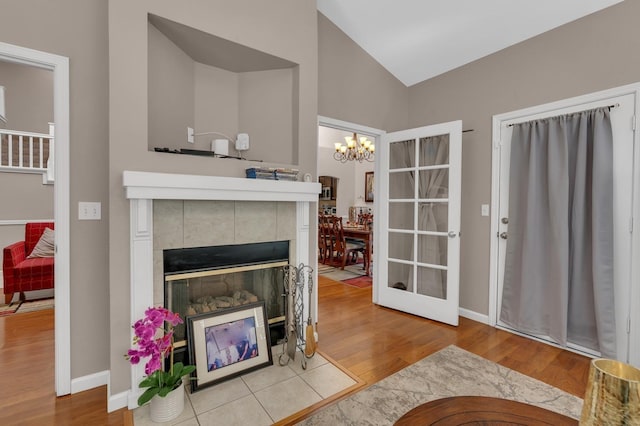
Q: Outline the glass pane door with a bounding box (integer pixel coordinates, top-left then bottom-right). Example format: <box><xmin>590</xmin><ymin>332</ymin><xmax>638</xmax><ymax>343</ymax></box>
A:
<box><xmin>379</xmin><ymin>121</ymin><xmax>462</xmax><ymax>325</ymax></box>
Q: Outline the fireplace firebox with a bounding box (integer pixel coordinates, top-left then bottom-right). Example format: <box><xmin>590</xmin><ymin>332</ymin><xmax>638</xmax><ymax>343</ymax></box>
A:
<box><xmin>163</xmin><ymin>241</ymin><xmax>289</xmax><ymax>363</ymax></box>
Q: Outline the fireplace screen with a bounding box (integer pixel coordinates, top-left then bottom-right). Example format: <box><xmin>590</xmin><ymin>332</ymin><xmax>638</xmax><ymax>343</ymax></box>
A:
<box><xmin>163</xmin><ymin>241</ymin><xmax>289</xmax><ymax>351</ymax></box>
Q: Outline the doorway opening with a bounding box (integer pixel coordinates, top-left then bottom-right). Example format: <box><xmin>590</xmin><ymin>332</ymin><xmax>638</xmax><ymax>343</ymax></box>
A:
<box><xmin>317</xmin><ymin>116</ymin><xmax>381</xmax><ymax>292</ymax></box>
<box><xmin>0</xmin><ymin>41</ymin><xmax>70</xmax><ymax>395</ymax></box>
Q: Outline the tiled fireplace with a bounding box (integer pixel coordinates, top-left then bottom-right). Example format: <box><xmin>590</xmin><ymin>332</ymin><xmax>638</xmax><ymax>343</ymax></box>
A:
<box><xmin>123</xmin><ymin>171</ymin><xmax>320</xmax><ymax>408</ymax></box>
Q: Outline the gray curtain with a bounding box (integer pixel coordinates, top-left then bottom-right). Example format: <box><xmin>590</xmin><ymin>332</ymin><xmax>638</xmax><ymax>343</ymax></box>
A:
<box><xmin>389</xmin><ymin>140</ymin><xmax>415</xmax><ymax>290</ymax></box>
<box><xmin>417</xmin><ymin>135</ymin><xmax>449</xmax><ymax>298</ymax></box>
<box><xmin>500</xmin><ymin>107</ymin><xmax>616</xmax><ymax>358</ymax></box>
<box><xmin>390</xmin><ymin>136</ymin><xmax>449</xmax><ymax>297</ymax></box>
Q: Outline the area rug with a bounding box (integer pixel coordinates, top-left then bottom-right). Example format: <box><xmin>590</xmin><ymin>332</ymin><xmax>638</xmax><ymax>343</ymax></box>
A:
<box><xmin>0</xmin><ymin>302</ymin><xmax>20</xmax><ymax>316</ymax></box>
<box><xmin>299</xmin><ymin>345</ymin><xmax>583</xmax><ymax>425</ymax></box>
<box><xmin>317</xmin><ymin>263</ymin><xmax>335</xmax><ymax>275</ymax></box>
<box><xmin>17</xmin><ymin>298</ymin><xmax>54</xmax><ymax>313</ymax></box>
<box><xmin>319</xmin><ymin>261</ymin><xmax>370</xmax><ymax>282</ymax></box>
<box><xmin>0</xmin><ymin>298</ymin><xmax>54</xmax><ymax>316</ymax></box>
<box><xmin>341</xmin><ymin>275</ymin><xmax>372</xmax><ymax>289</ymax></box>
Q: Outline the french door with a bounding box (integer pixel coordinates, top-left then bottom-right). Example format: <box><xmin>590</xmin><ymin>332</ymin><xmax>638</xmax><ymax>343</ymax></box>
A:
<box><xmin>377</xmin><ymin>121</ymin><xmax>462</xmax><ymax>326</ymax></box>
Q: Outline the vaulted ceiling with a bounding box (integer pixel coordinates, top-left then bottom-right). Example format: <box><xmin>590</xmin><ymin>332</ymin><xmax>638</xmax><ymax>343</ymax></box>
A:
<box><xmin>317</xmin><ymin>0</ymin><xmax>623</xmax><ymax>87</ymax></box>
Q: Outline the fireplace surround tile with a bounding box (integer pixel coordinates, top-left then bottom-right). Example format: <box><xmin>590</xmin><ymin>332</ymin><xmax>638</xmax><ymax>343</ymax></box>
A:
<box><xmin>184</xmin><ymin>200</ymin><xmax>235</xmax><ymax>247</ymax></box>
<box><xmin>276</xmin><ymin>202</ymin><xmax>297</xmax><ymax>241</ymax></box>
<box><xmin>152</xmin><ymin>249</ymin><xmax>164</xmax><ymax>306</ymax></box>
<box><xmin>153</xmin><ymin>200</ymin><xmax>184</xmax><ymax>250</ymax></box>
<box><xmin>151</xmin><ymin>199</ymin><xmax>299</xmax><ymax>308</ymax></box>
<box><xmin>235</xmin><ymin>201</ymin><xmax>278</xmax><ymax>243</ymax></box>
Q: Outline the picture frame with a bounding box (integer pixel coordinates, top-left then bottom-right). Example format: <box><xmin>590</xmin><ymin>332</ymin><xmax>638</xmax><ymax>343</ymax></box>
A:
<box><xmin>186</xmin><ymin>301</ymin><xmax>272</xmax><ymax>392</ymax></box>
<box><xmin>365</xmin><ymin>171</ymin><xmax>374</xmax><ymax>202</ymax></box>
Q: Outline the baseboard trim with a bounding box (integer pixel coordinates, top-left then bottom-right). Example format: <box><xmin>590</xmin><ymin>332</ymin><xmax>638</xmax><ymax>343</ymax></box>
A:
<box><xmin>70</xmin><ymin>370</ymin><xmax>109</xmax><ymax>394</ymax></box>
<box><xmin>108</xmin><ymin>390</ymin><xmax>129</xmax><ymax>413</ymax></box>
<box><xmin>459</xmin><ymin>307</ymin><xmax>489</xmax><ymax>325</ymax></box>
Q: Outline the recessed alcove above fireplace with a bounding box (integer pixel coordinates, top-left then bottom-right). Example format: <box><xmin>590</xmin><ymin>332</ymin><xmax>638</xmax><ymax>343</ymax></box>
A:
<box><xmin>147</xmin><ymin>13</ymin><xmax>300</xmax><ymax>164</ymax></box>
<box><xmin>123</xmin><ymin>170</ymin><xmax>320</xmax><ymax>408</ymax></box>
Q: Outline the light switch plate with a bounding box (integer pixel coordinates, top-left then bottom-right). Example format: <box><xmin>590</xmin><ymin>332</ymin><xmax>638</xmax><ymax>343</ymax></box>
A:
<box><xmin>79</xmin><ymin>202</ymin><xmax>101</xmax><ymax>220</ymax></box>
<box><xmin>481</xmin><ymin>204</ymin><xmax>490</xmax><ymax>217</ymax></box>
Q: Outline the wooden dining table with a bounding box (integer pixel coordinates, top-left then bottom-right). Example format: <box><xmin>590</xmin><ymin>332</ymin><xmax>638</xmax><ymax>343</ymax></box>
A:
<box><xmin>343</xmin><ymin>225</ymin><xmax>372</xmax><ymax>276</ymax></box>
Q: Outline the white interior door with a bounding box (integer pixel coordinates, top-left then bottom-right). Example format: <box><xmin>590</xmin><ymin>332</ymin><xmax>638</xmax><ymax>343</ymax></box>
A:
<box><xmin>495</xmin><ymin>93</ymin><xmax>635</xmax><ymax>361</ymax></box>
<box><xmin>377</xmin><ymin>121</ymin><xmax>462</xmax><ymax>325</ymax></box>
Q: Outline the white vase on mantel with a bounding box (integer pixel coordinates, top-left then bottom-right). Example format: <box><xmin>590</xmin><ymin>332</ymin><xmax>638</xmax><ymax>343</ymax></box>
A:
<box><xmin>149</xmin><ymin>382</ymin><xmax>185</xmax><ymax>423</ymax></box>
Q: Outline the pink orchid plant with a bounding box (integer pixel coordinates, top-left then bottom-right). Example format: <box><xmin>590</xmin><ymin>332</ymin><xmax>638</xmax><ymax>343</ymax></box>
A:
<box><xmin>126</xmin><ymin>307</ymin><xmax>195</xmax><ymax>405</ymax></box>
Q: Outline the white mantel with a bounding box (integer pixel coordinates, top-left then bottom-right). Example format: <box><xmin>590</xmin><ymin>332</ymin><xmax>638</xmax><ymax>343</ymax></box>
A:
<box><xmin>123</xmin><ymin>170</ymin><xmax>320</xmax><ymax>202</ymax></box>
<box><xmin>123</xmin><ymin>170</ymin><xmax>320</xmax><ymax>408</ymax></box>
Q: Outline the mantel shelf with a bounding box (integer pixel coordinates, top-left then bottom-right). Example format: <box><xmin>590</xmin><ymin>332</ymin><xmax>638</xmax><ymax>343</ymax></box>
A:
<box><xmin>123</xmin><ymin>171</ymin><xmax>321</xmax><ymax>202</ymax></box>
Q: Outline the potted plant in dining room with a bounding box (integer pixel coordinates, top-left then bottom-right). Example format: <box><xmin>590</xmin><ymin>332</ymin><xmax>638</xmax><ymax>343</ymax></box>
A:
<box><xmin>126</xmin><ymin>307</ymin><xmax>195</xmax><ymax>423</ymax></box>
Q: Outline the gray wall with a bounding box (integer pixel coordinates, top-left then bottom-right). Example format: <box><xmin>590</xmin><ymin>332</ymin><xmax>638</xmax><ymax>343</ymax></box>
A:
<box><xmin>0</xmin><ymin>0</ymin><xmax>111</xmax><ymax>380</ymax></box>
<box><xmin>408</xmin><ymin>0</ymin><xmax>640</xmax><ymax>315</ymax></box>
<box><xmin>109</xmin><ymin>0</ymin><xmax>318</xmax><ymax>393</ymax></box>
<box><xmin>0</xmin><ymin>173</ymin><xmax>53</xmax><ymax>220</ymax></box>
<box><xmin>0</xmin><ymin>61</ymin><xmax>53</xmax><ymax>133</ymax></box>
<box><xmin>148</xmin><ymin>21</ymin><xmax>194</xmax><ymax>153</ymax></box>
<box><xmin>238</xmin><ymin>68</ymin><xmax>296</xmax><ymax>164</ymax></box>
<box><xmin>317</xmin><ymin>13</ymin><xmax>409</xmax><ymax>132</ymax></box>
<box><xmin>194</xmin><ymin>63</ymin><xmax>238</xmax><ymax>152</ymax></box>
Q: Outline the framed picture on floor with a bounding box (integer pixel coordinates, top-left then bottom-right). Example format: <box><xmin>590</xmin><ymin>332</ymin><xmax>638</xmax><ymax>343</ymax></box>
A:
<box><xmin>186</xmin><ymin>301</ymin><xmax>272</xmax><ymax>392</ymax></box>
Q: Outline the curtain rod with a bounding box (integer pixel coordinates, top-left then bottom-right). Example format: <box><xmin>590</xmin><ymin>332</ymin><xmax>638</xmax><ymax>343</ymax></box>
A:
<box><xmin>507</xmin><ymin>103</ymin><xmax>619</xmax><ymax>127</ymax></box>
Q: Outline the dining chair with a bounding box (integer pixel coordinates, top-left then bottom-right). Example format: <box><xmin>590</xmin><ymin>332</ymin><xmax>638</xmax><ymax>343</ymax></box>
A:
<box><xmin>357</xmin><ymin>213</ymin><xmax>373</xmax><ymax>230</ymax></box>
<box><xmin>318</xmin><ymin>214</ymin><xmax>335</xmax><ymax>264</ymax></box>
<box><xmin>332</xmin><ymin>216</ymin><xmax>366</xmax><ymax>270</ymax></box>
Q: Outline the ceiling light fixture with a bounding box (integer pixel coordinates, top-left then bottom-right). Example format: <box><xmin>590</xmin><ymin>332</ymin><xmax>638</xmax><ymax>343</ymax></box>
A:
<box><xmin>333</xmin><ymin>132</ymin><xmax>375</xmax><ymax>163</ymax></box>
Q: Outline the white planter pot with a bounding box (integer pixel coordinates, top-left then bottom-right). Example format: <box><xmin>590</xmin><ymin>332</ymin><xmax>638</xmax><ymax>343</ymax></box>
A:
<box><xmin>149</xmin><ymin>382</ymin><xmax>185</xmax><ymax>423</ymax></box>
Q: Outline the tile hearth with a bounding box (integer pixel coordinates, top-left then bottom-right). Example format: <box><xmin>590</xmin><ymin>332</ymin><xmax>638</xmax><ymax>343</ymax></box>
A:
<box><xmin>133</xmin><ymin>347</ymin><xmax>357</xmax><ymax>425</ymax></box>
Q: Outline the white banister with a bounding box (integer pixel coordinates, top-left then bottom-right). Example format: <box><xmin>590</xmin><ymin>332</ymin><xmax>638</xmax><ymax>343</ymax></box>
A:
<box><xmin>0</xmin><ymin>127</ymin><xmax>54</xmax><ymax>181</ymax></box>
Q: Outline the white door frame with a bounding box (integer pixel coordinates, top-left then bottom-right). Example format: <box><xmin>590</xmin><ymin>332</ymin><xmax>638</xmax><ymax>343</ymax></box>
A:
<box><xmin>317</xmin><ymin>116</ymin><xmax>384</xmax><ymax>303</ymax></box>
<box><xmin>489</xmin><ymin>82</ymin><xmax>640</xmax><ymax>366</ymax></box>
<box><xmin>0</xmin><ymin>42</ymin><xmax>70</xmax><ymax>395</ymax></box>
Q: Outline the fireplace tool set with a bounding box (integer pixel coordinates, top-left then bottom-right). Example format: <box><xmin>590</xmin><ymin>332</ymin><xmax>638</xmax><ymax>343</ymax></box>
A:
<box><xmin>279</xmin><ymin>264</ymin><xmax>316</xmax><ymax>370</ymax></box>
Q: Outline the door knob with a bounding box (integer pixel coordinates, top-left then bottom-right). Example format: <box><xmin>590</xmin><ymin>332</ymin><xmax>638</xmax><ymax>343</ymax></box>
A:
<box><xmin>499</xmin><ymin>232</ymin><xmax>508</xmax><ymax>240</ymax></box>
<box><xmin>501</xmin><ymin>217</ymin><xmax>509</xmax><ymax>224</ymax></box>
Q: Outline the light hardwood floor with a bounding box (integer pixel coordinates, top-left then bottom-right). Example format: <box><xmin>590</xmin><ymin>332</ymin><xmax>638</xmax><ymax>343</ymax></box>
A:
<box><xmin>0</xmin><ymin>276</ymin><xmax>589</xmax><ymax>425</ymax></box>
<box><xmin>0</xmin><ymin>308</ymin><xmax>129</xmax><ymax>425</ymax></box>
<box><xmin>316</xmin><ymin>275</ymin><xmax>590</xmax><ymax>397</ymax></box>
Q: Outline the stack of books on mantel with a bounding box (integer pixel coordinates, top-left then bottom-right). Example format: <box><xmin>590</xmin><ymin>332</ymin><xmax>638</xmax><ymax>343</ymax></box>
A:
<box><xmin>245</xmin><ymin>167</ymin><xmax>299</xmax><ymax>181</ymax></box>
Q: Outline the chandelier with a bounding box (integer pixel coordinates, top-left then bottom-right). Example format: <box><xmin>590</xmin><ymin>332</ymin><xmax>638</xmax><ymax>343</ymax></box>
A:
<box><xmin>333</xmin><ymin>132</ymin><xmax>375</xmax><ymax>163</ymax></box>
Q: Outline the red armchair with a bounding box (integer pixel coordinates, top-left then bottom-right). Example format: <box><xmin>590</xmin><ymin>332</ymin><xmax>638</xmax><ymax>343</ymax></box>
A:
<box><xmin>3</xmin><ymin>222</ymin><xmax>55</xmax><ymax>304</ymax></box>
